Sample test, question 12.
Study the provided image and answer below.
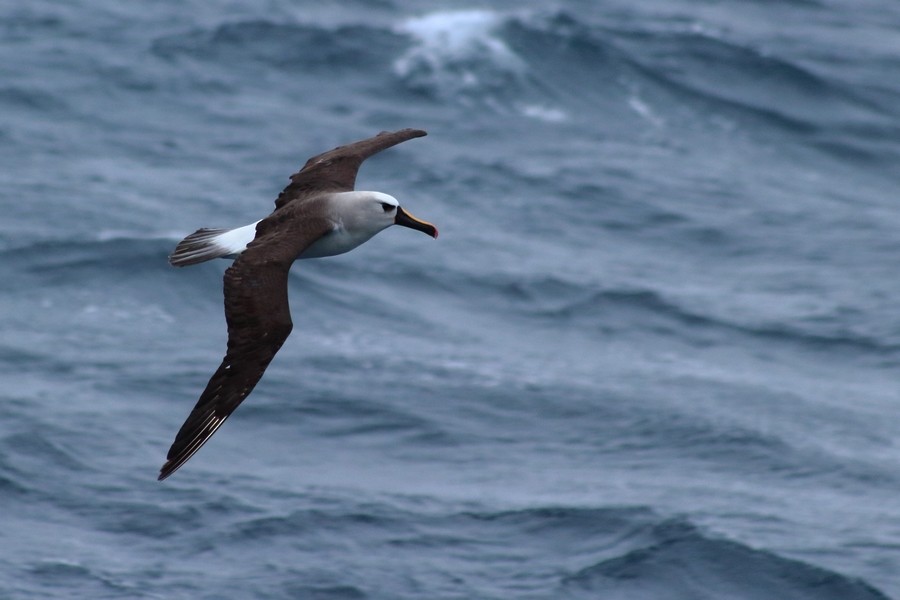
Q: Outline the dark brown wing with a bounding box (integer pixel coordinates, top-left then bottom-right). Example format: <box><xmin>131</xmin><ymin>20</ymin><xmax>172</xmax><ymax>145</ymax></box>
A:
<box><xmin>159</xmin><ymin>215</ymin><xmax>331</xmax><ymax>480</ymax></box>
<box><xmin>274</xmin><ymin>128</ymin><xmax>427</xmax><ymax>210</ymax></box>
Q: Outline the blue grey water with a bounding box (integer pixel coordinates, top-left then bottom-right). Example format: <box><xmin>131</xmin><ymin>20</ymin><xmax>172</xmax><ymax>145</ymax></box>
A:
<box><xmin>2</xmin><ymin>0</ymin><xmax>899</xmax><ymax>598</ymax></box>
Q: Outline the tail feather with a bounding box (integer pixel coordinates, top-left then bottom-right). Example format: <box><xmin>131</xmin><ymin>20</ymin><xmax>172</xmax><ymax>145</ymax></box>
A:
<box><xmin>169</xmin><ymin>228</ymin><xmax>235</xmax><ymax>267</ymax></box>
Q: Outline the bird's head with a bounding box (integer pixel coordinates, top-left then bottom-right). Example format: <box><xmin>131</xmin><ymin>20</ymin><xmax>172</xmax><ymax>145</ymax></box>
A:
<box><xmin>355</xmin><ymin>191</ymin><xmax>438</xmax><ymax>238</ymax></box>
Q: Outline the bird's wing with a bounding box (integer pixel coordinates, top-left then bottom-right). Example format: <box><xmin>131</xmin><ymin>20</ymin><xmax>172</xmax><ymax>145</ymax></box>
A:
<box><xmin>274</xmin><ymin>128</ymin><xmax>427</xmax><ymax>210</ymax></box>
<box><xmin>159</xmin><ymin>216</ymin><xmax>331</xmax><ymax>480</ymax></box>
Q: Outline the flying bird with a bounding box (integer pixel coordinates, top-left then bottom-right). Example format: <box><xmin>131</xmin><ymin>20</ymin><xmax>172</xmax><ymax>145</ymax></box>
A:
<box><xmin>159</xmin><ymin>129</ymin><xmax>437</xmax><ymax>480</ymax></box>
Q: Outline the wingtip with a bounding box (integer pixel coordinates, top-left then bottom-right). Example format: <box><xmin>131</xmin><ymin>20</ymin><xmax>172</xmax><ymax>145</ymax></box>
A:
<box><xmin>381</xmin><ymin>128</ymin><xmax>427</xmax><ymax>139</ymax></box>
<box><xmin>157</xmin><ymin>460</ymin><xmax>177</xmax><ymax>481</ymax></box>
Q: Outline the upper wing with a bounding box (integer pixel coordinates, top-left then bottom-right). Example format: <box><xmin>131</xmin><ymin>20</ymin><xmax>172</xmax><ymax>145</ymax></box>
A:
<box><xmin>274</xmin><ymin>128</ymin><xmax>427</xmax><ymax>210</ymax></box>
<box><xmin>158</xmin><ymin>217</ymin><xmax>331</xmax><ymax>480</ymax></box>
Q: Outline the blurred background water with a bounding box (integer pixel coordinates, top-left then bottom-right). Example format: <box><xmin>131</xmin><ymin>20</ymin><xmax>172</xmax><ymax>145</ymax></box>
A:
<box><xmin>2</xmin><ymin>1</ymin><xmax>900</xmax><ymax>598</ymax></box>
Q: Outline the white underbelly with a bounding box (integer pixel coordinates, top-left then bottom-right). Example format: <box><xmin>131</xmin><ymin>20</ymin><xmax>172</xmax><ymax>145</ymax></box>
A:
<box><xmin>298</xmin><ymin>227</ymin><xmax>374</xmax><ymax>259</ymax></box>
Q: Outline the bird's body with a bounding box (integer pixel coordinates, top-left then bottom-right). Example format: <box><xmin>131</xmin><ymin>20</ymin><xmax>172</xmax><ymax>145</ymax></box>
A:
<box><xmin>159</xmin><ymin>130</ymin><xmax>437</xmax><ymax>480</ymax></box>
<box><xmin>169</xmin><ymin>191</ymin><xmax>410</xmax><ymax>265</ymax></box>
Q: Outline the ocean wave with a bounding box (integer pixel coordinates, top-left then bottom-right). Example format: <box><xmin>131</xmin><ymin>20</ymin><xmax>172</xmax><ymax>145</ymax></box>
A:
<box><xmin>27</xmin><ymin>2</ymin><xmax>900</xmax><ymax>141</ymax></box>
<box><xmin>385</xmin><ymin>5</ymin><xmax>884</xmax><ymax>133</ymax></box>
<box><xmin>463</xmin><ymin>505</ymin><xmax>658</xmax><ymax>541</ymax></box>
<box><xmin>26</xmin><ymin>560</ymin><xmax>134</xmax><ymax>597</ymax></box>
<box><xmin>152</xmin><ymin>19</ymin><xmax>403</xmax><ymax>73</ymax></box>
<box><xmin>246</xmin><ymin>389</ymin><xmax>456</xmax><ymax>446</ymax></box>
<box><xmin>1</xmin><ymin>429</ymin><xmax>89</xmax><ymax>476</ymax></box>
<box><xmin>564</xmin><ymin>518</ymin><xmax>889</xmax><ymax>600</ymax></box>
<box><xmin>467</xmin><ymin>269</ymin><xmax>896</xmax><ymax>356</ymax></box>
<box><xmin>2</xmin><ymin>237</ymin><xmax>175</xmax><ymax>283</ymax></box>
<box><xmin>344</xmin><ymin>247</ymin><xmax>900</xmax><ymax>358</ymax></box>
<box><xmin>219</xmin><ymin>503</ymin><xmax>888</xmax><ymax>599</ymax></box>
<box><xmin>151</xmin><ymin>10</ymin><xmax>574</xmax><ymax>121</ymax></box>
<box><xmin>93</xmin><ymin>497</ymin><xmax>235</xmax><ymax>539</ymax></box>
<box><xmin>0</xmin><ymin>86</ymin><xmax>69</xmax><ymax>112</ymax></box>
<box><xmin>597</xmin><ymin>21</ymin><xmax>896</xmax><ymax>161</ymax></box>
<box><xmin>148</xmin><ymin>6</ymin><xmax>881</xmax><ymax>133</ymax></box>
<box><xmin>392</xmin><ymin>10</ymin><xmax>528</xmax><ymax>101</ymax></box>
<box><xmin>437</xmin><ymin>268</ymin><xmax>898</xmax><ymax>356</ymax></box>
<box><xmin>391</xmin><ymin>8</ymin><xmax>613</xmax><ymax>120</ymax></box>
<box><xmin>0</xmin><ymin>450</ymin><xmax>32</xmax><ymax>497</ymax></box>
<box><xmin>282</xmin><ymin>585</ymin><xmax>366</xmax><ymax>600</ymax></box>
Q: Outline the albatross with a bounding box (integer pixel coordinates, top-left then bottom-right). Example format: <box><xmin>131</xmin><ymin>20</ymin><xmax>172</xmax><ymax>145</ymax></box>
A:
<box><xmin>158</xmin><ymin>128</ymin><xmax>437</xmax><ymax>480</ymax></box>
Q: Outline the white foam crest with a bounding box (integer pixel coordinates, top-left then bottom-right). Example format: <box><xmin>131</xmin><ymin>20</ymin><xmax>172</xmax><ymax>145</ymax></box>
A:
<box><xmin>518</xmin><ymin>104</ymin><xmax>568</xmax><ymax>123</ymax></box>
<box><xmin>628</xmin><ymin>95</ymin><xmax>665</xmax><ymax>127</ymax></box>
<box><xmin>397</xmin><ymin>10</ymin><xmax>507</xmax><ymax>58</ymax></box>
<box><xmin>393</xmin><ymin>9</ymin><xmax>527</xmax><ymax>97</ymax></box>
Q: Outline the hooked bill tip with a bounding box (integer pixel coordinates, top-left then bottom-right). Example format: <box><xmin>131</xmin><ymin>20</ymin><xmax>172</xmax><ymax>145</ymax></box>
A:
<box><xmin>395</xmin><ymin>206</ymin><xmax>438</xmax><ymax>238</ymax></box>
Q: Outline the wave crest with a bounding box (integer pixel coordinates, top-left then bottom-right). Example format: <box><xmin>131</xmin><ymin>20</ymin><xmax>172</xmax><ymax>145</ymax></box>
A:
<box><xmin>393</xmin><ymin>11</ymin><xmax>527</xmax><ymax>101</ymax></box>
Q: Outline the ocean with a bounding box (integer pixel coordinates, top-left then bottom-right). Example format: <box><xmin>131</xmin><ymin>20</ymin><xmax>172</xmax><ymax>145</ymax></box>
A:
<box><xmin>2</xmin><ymin>0</ymin><xmax>900</xmax><ymax>598</ymax></box>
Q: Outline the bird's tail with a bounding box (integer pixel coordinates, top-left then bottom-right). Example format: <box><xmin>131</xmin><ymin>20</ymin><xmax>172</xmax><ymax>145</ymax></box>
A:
<box><xmin>168</xmin><ymin>221</ymin><xmax>260</xmax><ymax>267</ymax></box>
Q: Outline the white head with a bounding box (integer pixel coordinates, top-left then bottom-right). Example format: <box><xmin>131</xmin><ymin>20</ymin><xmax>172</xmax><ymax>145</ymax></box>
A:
<box><xmin>334</xmin><ymin>191</ymin><xmax>438</xmax><ymax>239</ymax></box>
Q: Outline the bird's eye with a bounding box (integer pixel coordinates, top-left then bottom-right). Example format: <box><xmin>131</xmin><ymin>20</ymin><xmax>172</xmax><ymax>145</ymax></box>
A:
<box><xmin>380</xmin><ymin>202</ymin><xmax>394</xmax><ymax>212</ymax></box>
